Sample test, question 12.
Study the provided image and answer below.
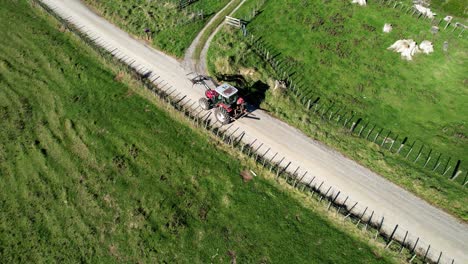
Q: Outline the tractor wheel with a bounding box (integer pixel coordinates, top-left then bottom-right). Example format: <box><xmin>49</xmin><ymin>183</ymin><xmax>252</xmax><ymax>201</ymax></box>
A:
<box><xmin>215</xmin><ymin>107</ymin><xmax>230</xmax><ymax>125</ymax></box>
<box><xmin>199</xmin><ymin>98</ymin><xmax>211</xmax><ymax>110</ymax></box>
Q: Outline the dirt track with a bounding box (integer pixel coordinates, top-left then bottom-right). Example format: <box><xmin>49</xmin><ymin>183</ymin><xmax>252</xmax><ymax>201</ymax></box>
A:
<box><xmin>39</xmin><ymin>1</ymin><xmax>468</xmax><ymax>263</ymax></box>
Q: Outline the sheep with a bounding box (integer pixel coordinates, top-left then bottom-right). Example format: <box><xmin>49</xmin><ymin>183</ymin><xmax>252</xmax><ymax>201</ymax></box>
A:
<box><xmin>351</xmin><ymin>0</ymin><xmax>366</xmax><ymax>6</ymax></box>
<box><xmin>419</xmin><ymin>40</ymin><xmax>434</xmax><ymax>54</ymax></box>
<box><xmin>414</xmin><ymin>4</ymin><xmax>436</xmax><ymax>19</ymax></box>
<box><xmin>383</xmin><ymin>23</ymin><xmax>393</xmax><ymax>33</ymax></box>
<box><xmin>388</xmin><ymin>39</ymin><xmax>420</xmax><ymax>60</ymax></box>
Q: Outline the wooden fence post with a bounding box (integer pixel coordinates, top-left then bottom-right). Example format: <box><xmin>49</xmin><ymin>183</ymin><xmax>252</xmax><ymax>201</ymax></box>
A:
<box><xmin>320</xmin><ymin>186</ymin><xmax>332</xmax><ymax>202</ymax></box>
<box><xmin>315</xmin><ymin>181</ymin><xmax>324</xmax><ymax>196</ymax></box>
<box><xmin>399</xmin><ymin>231</ymin><xmax>408</xmax><ymax>253</ymax></box>
<box><xmin>277</xmin><ymin>161</ymin><xmax>291</xmax><ymax>179</ymax></box>
<box><xmin>374</xmin><ymin>217</ymin><xmax>384</xmax><ymax>240</ymax></box>
<box><xmin>303</xmin><ymin>176</ymin><xmax>315</xmax><ymax>192</ymax></box>
<box><xmin>344</xmin><ymin>202</ymin><xmax>358</xmax><ymax>219</ymax></box>
<box><xmin>337</xmin><ymin>196</ymin><xmax>349</xmax><ymax>214</ymax></box>
<box><xmin>397</xmin><ymin>137</ymin><xmax>408</xmax><ymax>154</ymax></box>
<box><xmin>365</xmin><ymin>210</ymin><xmax>374</xmax><ymax>230</ymax></box>
<box><xmin>350</xmin><ymin>118</ymin><xmax>362</xmax><ymax>133</ymax></box>
<box><xmin>410</xmin><ymin>237</ymin><xmax>419</xmax><ymax>254</ymax></box>
<box><xmin>327</xmin><ymin>191</ymin><xmax>340</xmax><ymax>210</ymax></box>
<box><xmin>356</xmin><ymin>207</ymin><xmax>368</xmax><ymax>226</ymax></box>
<box><xmin>260</xmin><ymin>148</ymin><xmax>271</xmax><ymax>166</ymax></box>
<box><xmin>405</xmin><ymin>140</ymin><xmax>416</xmax><ymax>159</ymax></box>
<box><xmin>432</xmin><ymin>153</ymin><xmax>442</xmax><ymax>172</ymax></box>
<box><xmin>413</xmin><ymin>144</ymin><xmax>424</xmax><ymax>163</ymax></box>
<box><xmin>423</xmin><ymin>245</ymin><xmax>431</xmax><ymax>262</ymax></box>
<box><xmin>274</xmin><ymin>157</ymin><xmax>285</xmax><ymax>177</ymax></box>
<box><xmin>385</xmin><ymin>224</ymin><xmax>398</xmax><ymax>248</ymax></box>
<box><xmin>423</xmin><ymin>149</ymin><xmax>433</xmax><ymax>168</ymax></box>
<box><xmin>450</xmin><ymin>160</ymin><xmax>461</xmax><ymax>180</ymax></box>
<box><xmin>389</xmin><ymin>135</ymin><xmax>398</xmax><ymax>151</ymax></box>
<box><xmin>381</xmin><ymin>131</ymin><xmax>391</xmax><ymax>146</ymax></box>
<box><xmin>358</xmin><ymin>122</ymin><xmax>368</xmax><ymax>137</ymax></box>
<box><xmin>436</xmin><ymin>252</ymin><xmax>442</xmax><ymax>264</ymax></box>
<box><xmin>373</xmin><ymin>128</ymin><xmax>383</xmax><ymax>143</ymax></box>
<box><xmin>442</xmin><ymin>157</ymin><xmax>452</xmax><ymax>176</ymax></box>
<box><xmin>246</xmin><ymin>139</ymin><xmax>257</xmax><ymax>155</ymax></box>
<box><xmin>294</xmin><ymin>171</ymin><xmax>308</xmax><ymax>187</ymax></box>
<box><xmin>366</xmin><ymin>124</ymin><xmax>376</xmax><ymax>140</ymax></box>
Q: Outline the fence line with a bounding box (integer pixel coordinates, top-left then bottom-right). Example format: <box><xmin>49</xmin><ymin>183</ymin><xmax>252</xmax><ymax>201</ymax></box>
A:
<box><xmin>232</xmin><ymin>17</ymin><xmax>465</xmax><ymax>185</ymax></box>
<box><xmin>378</xmin><ymin>0</ymin><xmax>466</xmax><ymax>38</ymax></box>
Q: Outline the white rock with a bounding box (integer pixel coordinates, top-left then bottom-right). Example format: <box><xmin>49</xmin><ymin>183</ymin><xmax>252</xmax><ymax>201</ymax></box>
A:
<box><xmin>352</xmin><ymin>0</ymin><xmax>366</xmax><ymax>6</ymax></box>
<box><xmin>414</xmin><ymin>4</ymin><xmax>436</xmax><ymax>19</ymax></box>
<box><xmin>383</xmin><ymin>23</ymin><xmax>393</xmax><ymax>33</ymax></box>
<box><xmin>388</xmin><ymin>39</ymin><xmax>420</xmax><ymax>60</ymax></box>
<box><xmin>419</xmin><ymin>40</ymin><xmax>434</xmax><ymax>54</ymax></box>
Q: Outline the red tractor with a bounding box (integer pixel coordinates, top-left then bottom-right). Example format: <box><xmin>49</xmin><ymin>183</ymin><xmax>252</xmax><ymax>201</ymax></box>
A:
<box><xmin>199</xmin><ymin>83</ymin><xmax>247</xmax><ymax>124</ymax></box>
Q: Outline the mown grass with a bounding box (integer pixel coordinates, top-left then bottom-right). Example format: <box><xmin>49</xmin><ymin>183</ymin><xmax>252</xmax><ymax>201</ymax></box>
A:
<box><xmin>207</xmin><ymin>27</ymin><xmax>468</xmax><ymax>220</ymax></box>
<box><xmin>82</xmin><ymin>0</ymin><xmax>230</xmax><ymax>57</ymax></box>
<box><xmin>0</xmin><ymin>1</ymin><xmax>397</xmax><ymax>263</ymax></box>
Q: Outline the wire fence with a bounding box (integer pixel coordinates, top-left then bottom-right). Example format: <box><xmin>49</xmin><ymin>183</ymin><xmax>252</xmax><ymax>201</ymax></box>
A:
<box><xmin>33</xmin><ymin>1</ymin><xmax>460</xmax><ymax>263</ymax></box>
<box><xmin>224</xmin><ymin>0</ymin><xmax>467</xmax><ymax>187</ymax></box>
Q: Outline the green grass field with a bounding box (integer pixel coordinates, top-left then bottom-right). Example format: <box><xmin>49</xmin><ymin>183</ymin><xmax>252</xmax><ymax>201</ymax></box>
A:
<box><xmin>208</xmin><ymin>28</ymin><xmax>468</xmax><ymax>221</ymax></box>
<box><xmin>82</xmin><ymin>0</ymin><xmax>230</xmax><ymax>57</ymax></box>
<box><xmin>231</xmin><ymin>0</ymin><xmax>467</xmax><ymax>161</ymax></box>
<box><xmin>0</xmin><ymin>1</ymin><xmax>397</xmax><ymax>262</ymax></box>
<box><xmin>412</xmin><ymin>0</ymin><xmax>467</xmax><ymax>18</ymax></box>
<box><xmin>207</xmin><ymin>0</ymin><xmax>468</xmax><ymax>220</ymax></box>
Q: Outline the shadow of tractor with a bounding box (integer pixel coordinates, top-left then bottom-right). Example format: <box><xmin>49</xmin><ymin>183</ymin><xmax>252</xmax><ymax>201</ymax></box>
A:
<box><xmin>216</xmin><ymin>74</ymin><xmax>269</xmax><ymax>110</ymax></box>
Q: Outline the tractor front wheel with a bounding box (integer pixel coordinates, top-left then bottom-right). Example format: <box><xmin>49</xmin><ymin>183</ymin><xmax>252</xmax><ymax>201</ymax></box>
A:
<box><xmin>199</xmin><ymin>98</ymin><xmax>211</xmax><ymax>110</ymax></box>
<box><xmin>215</xmin><ymin>107</ymin><xmax>230</xmax><ymax>125</ymax></box>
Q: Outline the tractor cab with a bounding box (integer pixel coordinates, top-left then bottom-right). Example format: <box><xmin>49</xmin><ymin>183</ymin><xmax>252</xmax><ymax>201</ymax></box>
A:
<box><xmin>199</xmin><ymin>82</ymin><xmax>247</xmax><ymax>124</ymax></box>
<box><xmin>215</xmin><ymin>83</ymin><xmax>239</xmax><ymax>106</ymax></box>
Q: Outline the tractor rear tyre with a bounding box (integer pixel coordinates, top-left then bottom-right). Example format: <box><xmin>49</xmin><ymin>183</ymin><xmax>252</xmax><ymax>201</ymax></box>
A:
<box><xmin>215</xmin><ymin>107</ymin><xmax>230</xmax><ymax>125</ymax></box>
<box><xmin>199</xmin><ymin>98</ymin><xmax>211</xmax><ymax>110</ymax></box>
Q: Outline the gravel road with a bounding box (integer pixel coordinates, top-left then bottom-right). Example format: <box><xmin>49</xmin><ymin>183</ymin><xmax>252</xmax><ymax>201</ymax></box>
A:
<box><xmin>39</xmin><ymin>1</ymin><xmax>468</xmax><ymax>263</ymax></box>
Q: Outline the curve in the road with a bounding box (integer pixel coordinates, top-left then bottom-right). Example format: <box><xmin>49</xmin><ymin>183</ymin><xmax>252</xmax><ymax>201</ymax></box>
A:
<box><xmin>37</xmin><ymin>1</ymin><xmax>468</xmax><ymax>263</ymax></box>
<box><xmin>183</xmin><ymin>0</ymin><xmax>243</xmax><ymax>73</ymax></box>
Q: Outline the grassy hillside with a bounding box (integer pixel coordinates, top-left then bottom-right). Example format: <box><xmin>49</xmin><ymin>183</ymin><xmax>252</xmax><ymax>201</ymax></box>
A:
<box><xmin>207</xmin><ymin>1</ymin><xmax>468</xmax><ymax>219</ymax></box>
<box><xmin>233</xmin><ymin>0</ymin><xmax>467</xmax><ymax>161</ymax></box>
<box><xmin>82</xmin><ymin>0</ymin><xmax>230</xmax><ymax>57</ymax></box>
<box><xmin>0</xmin><ymin>1</ymin><xmax>396</xmax><ymax>263</ymax></box>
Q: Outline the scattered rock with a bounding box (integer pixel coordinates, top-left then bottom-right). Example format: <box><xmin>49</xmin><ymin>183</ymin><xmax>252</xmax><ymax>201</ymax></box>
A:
<box><xmin>295</xmin><ymin>214</ymin><xmax>302</xmax><ymax>222</ymax></box>
<box><xmin>240</xmin><ymin>170</ymin><xmax>253</xmax><ymax>182</ymax></box>
<box><xmin>431</xmin><ymin>26</ymin><xmax>439</xmax><ymax>34</ymax></box>
<box><xmin>227</xmin><ymin>250</ymin><xmax>237</xmax><ymax>264</ymax></box>
<box><xmin>239</xmin><ymin>67</ymin><xmax>256</xmax><ymax>76</ymax></box>
<box><xmin>115</xmin><ymin>71</ymin><xmax>125</xmax><ymax>82</ymax></box>
<box><xmin>443</xmin><ymin>41</ymin><xmax>449</xmax><ymax>52</ymax></box>
<box><xmin>273</xmin><ymin>80</ymin><xmax>287</xmax><ymax>91</ymax></box>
